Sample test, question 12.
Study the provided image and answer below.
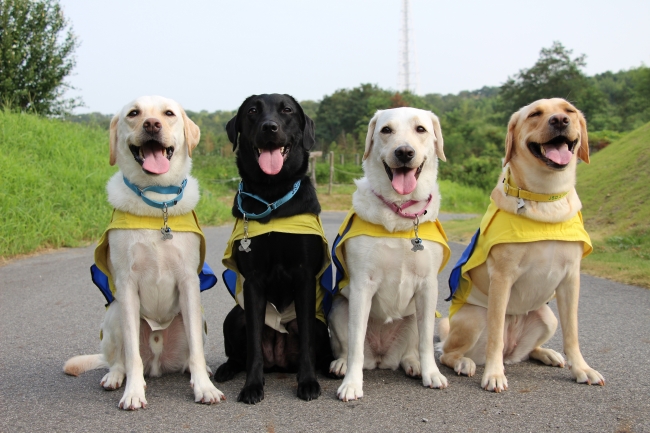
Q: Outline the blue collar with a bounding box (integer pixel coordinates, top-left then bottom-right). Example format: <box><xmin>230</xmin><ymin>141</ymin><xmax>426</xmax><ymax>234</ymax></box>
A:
<box><xmin>122</xmin><ymin>176</ymin><xmax>187</xmax><ymax>209</ymax></box>
<box><xmin>236</xmin><ymin>179</ymin><xmax>301</xmax><ymax>219</ymax></box>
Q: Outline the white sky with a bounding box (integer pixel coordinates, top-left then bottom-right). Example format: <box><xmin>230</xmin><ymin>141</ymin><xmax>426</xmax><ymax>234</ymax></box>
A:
<box><xmin>59</xmin><ymin>0</ymin><xmax>650</xmax><ymax>114</ymax></box>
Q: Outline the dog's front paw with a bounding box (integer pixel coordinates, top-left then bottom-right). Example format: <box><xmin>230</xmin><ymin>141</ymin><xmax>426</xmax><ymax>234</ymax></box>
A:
<box><xmin>529</xmin><ymin>347</ymin><xmax>565</xmax><ymax>367</ymax></box>
<box><xmin>571</xmin><ymin>365</ymin><xmax>605</xmax><ymax>386</ymax></box>
<box><xmin>100</xmin><ymin>370</ymin><xmax>124</xmax><ymax>390</ymax></box>
<box><xmin>337</xmin><ymin>380</ymin><xmax>363</xmax><ymax>402</ymax></box>
<box><xmin>481</xmin><ymin>367</ymin><xmax>508</xmax><ymax>392</ymax></box>
<box><xmin>454</xmin><ymin>357</ymin><xmax>476</xmax><ymax>376</ymax></box>
<box><xmin>422</xmin><ymin>370</ymin><xmax>448</xmax><ymax>389</ymax></box>
<box><xmin>192</xmin><ymin>376</ymin><xmax>226</xmax><ymax>404</ymax></box>
<box><xmin>119</xmin><ymin>384</ymin><xmax>147</xmax><ymax>410</ymax></box>
<box><xmin>329</xmin><ymin>358</ymin><xmax>347</xmax><ymax>377</ymax></box>
<box><xmin>297</xmin><ymin>379</ymin><xmax>321</xmax><ymax>401</ymax></box>
<box><xmin>238</xmin><ymin>383</ymin><xmax>264</xmax><ymax>404</ymax></box>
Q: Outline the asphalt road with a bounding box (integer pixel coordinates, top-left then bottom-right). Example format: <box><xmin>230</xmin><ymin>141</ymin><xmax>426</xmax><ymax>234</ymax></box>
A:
<box><xmin>1</xmin><ymin>211</ymin><xmax>649</xmax><ymax>432</ymax></box>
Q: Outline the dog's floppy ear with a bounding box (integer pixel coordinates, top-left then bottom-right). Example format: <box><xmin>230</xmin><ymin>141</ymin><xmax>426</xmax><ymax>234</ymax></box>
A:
<box><xmin>363</xmin><ymin>111</ymin><xmax>382</xmax><ymax>160</ymax></box>
<box><xmin>181</xmin><ymin>109</ymin><xmax>201</xmax><ymax>157</ymax></box>
<box><xmin>226</xmin><ymin>115</ymin><xmax>239</xmax><ymax>151</ymax></box>
<box><xmin>577</xmin><ymin>109</ymin><xmax>590</xmax><ymax>164</ymax></box>
<box><xmin>503</xmin><ymin>110</ymin><xmax>520</xmax><ymax>166</ymax></box>
<box><xmin>109</xmin><ymin>114</ymin><xmax>119</xmax><ymax>166</ymax></box>
<box><xmin>430</xmin><ymin>112</ymin><xmax>446</xmax><ymax>162</ymax></box>
<box><xmin>284</xmin><ymin>94</ymin><xmax>315</xmax><ymax>150</ymax></box>
<box><xmin>302</xmin><ymin>115</ymin><xmax>315</xmax><ymax>150</ymax></box>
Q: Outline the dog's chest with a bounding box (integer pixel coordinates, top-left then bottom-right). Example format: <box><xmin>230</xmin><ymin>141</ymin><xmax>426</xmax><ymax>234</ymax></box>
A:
<box><xmin>496</xmin><ymin>241</ymin><xmax>582</xmax><ymax>315</ymax></box>
<box><xmin>107</xmin><ymin>229</ymin><xmax>201</xmax><ymax>320</ymax></box>
<box><xmin>345</xmin><ymin>236</ymin><xmax>442</xmax><ymax>320</ymax></box>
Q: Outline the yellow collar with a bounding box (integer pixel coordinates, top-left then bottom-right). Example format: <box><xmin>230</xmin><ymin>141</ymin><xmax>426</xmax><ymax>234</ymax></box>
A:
<box><xmin>503</xmin><ymin>167</ymin><xmax>569</xmax><ymax>202</ymax></box>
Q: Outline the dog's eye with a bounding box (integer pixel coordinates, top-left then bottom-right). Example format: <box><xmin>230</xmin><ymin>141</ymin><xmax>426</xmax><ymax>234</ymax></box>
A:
<box><xmin>127</xmin><ymin>110</ymin><xmax>139</xmax><ymax>117</ymax></box>
<box><xmin>282</xmin><ymin>107</ymin><xmax>293</xmax><ymax>113</ymax></box>
<box><xmin>248</xmin><ymin>107</ymin><xmax>257</xmax><ymax>114</ymax></box>
<box><xmin>165</xmin><ymin>110</ymin><xmax>175</xmax><ymax>116</ymax></box>
<box><xmin>566</xmin><ymin>108</ymin><xmax>576</xmax><ymax>113</ymax></box>
<box><xmin>380</xmin><ymin>126</ymin><xmax>392</xmax><ymax>134</ymax></box>
<box><xmin>416</xmin><ymin>126</ymin><xmax>426</xmax><ymax>133</ymax></box>
<box><xmin>528</xmin><ymin>111</ymin><xmax>542</xmax><ymax>118</ymax></box>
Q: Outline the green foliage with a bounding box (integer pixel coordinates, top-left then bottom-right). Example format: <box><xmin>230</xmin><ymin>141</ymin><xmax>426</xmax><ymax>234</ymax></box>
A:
<box><xmin>185</xmin><ymin>109</ymin><xmax>236</xmax><ymax>156</ymax></box>
<box><xmin>439</xmin><ymin>156</ymin><xmax>502</xmax><ymax>191</ymax></box>
<box><xmin>498</xmin><ymin>41</ymin><xmax>599</xmax><ymax>119</ymax></box>
<box><xmin>0</xmin><ymin>0</ymin><xmax>80</xmax><ymax>115</ymax></box>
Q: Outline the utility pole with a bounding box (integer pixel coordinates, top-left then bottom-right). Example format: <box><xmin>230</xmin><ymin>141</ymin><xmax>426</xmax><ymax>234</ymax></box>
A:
<box><xmin>397</xmin><ymin>0</ymin><xmax>419</xmax><ymax>94</ymax></box>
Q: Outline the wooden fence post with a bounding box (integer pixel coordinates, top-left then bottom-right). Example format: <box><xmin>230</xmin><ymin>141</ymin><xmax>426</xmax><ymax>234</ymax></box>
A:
<box><xmin>340</xmin><ymin>154</ymin><xmax>344</xmax><ymax>165</ymax></box>
<box><xmin>355</xmin><ymin>153</ymin><xmax>359</xmax><ymax>165</ymax></box>
<box><xmin>328</xmin><ymin>151</ymin><xmax>334</xmax><ymax>195</ymax></box>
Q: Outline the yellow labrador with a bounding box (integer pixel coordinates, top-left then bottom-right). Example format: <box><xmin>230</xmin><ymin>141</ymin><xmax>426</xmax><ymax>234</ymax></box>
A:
<box><xmin>64</xmin><ymin>96</ymin><xmax>225</xmax><ymax>409</ymax></box>
<box><xmin>439</xmin><ymin>98</ymin><xmax>604</xmax><ymax>392</ymax></box>
<box><xmin>328</xmin><ymin>108</ymin><xmax>449</xmax><ymax>401</ymax></box>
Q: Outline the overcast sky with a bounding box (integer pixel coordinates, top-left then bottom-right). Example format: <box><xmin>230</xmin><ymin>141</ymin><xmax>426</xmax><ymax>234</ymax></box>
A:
<box><xmin>59</xmin><ymin>0</ymin><xmax>650</xmax><ymax>115</ymax></box>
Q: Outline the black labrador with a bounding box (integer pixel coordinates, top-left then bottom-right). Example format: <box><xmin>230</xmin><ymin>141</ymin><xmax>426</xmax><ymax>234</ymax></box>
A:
<box><xmin>214</xmin><ymin>94</ymin><xmax>332</xmax><ymax>404</ymax></box>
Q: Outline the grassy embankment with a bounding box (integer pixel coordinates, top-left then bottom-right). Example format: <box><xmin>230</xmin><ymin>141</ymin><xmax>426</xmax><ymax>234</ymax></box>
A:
<box><xmin>0</xmin><ymin>110</ymin><xmax>233</xmax><ymax>259</ymax></box>
<box><xmin>576</xmin><ymin>122</ymin><xmax>650</xmax><ymax>287</ymax></box>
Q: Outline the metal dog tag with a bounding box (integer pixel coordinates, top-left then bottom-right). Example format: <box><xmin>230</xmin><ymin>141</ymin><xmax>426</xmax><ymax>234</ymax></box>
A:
<box><xmin>411</xmin><ymin>237</ymin><xmax>424</xmax><ymax>252</ymax></box>
<box><xmin>517</xmin><ymin>198</ymin><xmax>525</xmax><ymax>214</ymax></box>
<box><xmin>239</xmin><ymin>238</ymin><xmax>251</xmax><ymax>253</ymax></box>
<box><xmin>161</xmin><ymin>227</ymin><xmax>173</xmax><ymax>241</ymax></box>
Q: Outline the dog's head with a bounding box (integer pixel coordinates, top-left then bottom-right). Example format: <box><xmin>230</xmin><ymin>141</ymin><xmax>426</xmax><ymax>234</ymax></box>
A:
<box><xmin>504</xmin><ymin>98</ymin><xmax>589</xmax><ymax>170</ymax></box>
<box><xmin>363</xmin><ymin>107</ymin><xmax>445</xmax><ymax>196</ymax></box>
<box><xmin>109</xmin><ymin>96</ymin><xmax>200</xmax><ymax>185</ymax></box>
<box><xmin>226</xmin><ymin>94</ymin><xmax>314</xmax><ymax>181</ymax></box>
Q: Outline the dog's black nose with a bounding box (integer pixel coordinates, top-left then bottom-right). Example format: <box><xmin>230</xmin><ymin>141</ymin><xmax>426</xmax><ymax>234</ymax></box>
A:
<box><xmin>395</xmin><ymin>145</ymin><xmax>415</xmax><ymax>163</ymax></box>
<box><xmin>262</xmin><ymin>121</ymin><xmax>279</xmax><ymax>133</ymax></box>
<box><xmin>549</xmin><ymin>114</ymin><xmax>570</xmax><ymax>129</ymax></box>
<box><xmin>143</xmin><ymin>118</ymin><xmax>162</xmax><ymax>134</ymax></box>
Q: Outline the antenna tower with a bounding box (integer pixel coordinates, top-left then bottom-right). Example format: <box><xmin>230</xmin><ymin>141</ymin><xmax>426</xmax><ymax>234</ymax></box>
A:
<box><xmin>397</xmin><ymin>0</ymin><xmax>419</xmax><ymax>94</ymax></box>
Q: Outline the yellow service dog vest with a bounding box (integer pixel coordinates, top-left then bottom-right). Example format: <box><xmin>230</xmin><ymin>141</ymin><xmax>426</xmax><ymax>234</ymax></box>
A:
<box><xmin>222</xmin><ymin>214</ymin><xmax>331</xmax><ymax>333</ymax></box>
<box><xmin>447</xmin><ymin>199</ymin><xmax>592</xmax><ymax>318</ymax></box>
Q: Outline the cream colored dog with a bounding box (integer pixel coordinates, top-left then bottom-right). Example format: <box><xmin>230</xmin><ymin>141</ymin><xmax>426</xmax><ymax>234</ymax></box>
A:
<box><xmin>64</xmin><ymin>96</ymin><xmax>225</xmax><ymax>409</ymax></box>
<box><xmin>328</xmin><ymin>107</ymin><xmax>449</xmax><ymax>401</ymax></box>
<box><xmin>439</xmin><ymin>98</ymin><xmax>605</xmax><ymax>392</ymax></box>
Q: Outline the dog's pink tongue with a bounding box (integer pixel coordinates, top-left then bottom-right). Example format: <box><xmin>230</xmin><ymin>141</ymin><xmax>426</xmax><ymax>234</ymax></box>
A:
<box><xmin>142</xmin><ymin>147</ymin><xmax>170</xmax><ymax>174</ymax></box>
<box><xmin>258</xmin><ymin>148</ymin><xmax>283</xmax><ymax>175</ymax></box>
<box><xmin>391</xmin><ymin>167</ymin><xmax>418</xmax><ymax>195</ymax></box>
<box><xmin>543</xmin><ymin>143</ymin><xmax>573</xmax><ymax>165</ymax></box>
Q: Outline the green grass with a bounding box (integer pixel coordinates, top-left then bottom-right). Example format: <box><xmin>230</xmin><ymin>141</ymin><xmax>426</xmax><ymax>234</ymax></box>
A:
<box><xmin>0</xmin><ymin>111</ymin><xmax>234</xmax><ymax>259</ymax></box>
<box><xmin>0</xmin><ymin>110</ymin><xmax>116</xmax><ymax>257</ymax></box>
<box><xmin>577</xmin><ymin>121</ymin><xmax>650</xmax><ymax>287</ymax></box>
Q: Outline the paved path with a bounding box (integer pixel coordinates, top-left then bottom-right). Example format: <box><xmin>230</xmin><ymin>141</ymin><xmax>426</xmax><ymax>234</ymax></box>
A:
<box><xmin>1</xmin><ymin>212</ymin><xmax>649</xmax><ymax>432</ymax></box>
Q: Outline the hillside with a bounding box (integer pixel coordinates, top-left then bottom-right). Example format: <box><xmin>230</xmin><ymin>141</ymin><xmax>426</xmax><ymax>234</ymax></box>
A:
<box><xmin>577</xmin><ymin>121</ymin><xmax>650</xmax><ymax>287</ymax></box>
<box><xmin>0</xmin><ymin>111</ymin><xmax>232</xmax><ymax>258</ymax></box>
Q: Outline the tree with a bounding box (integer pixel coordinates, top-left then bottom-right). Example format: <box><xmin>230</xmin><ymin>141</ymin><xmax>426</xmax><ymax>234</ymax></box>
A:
<box><xmin>498</xmin><ymin>41</ymin><xmax>602</xmax><ymax>120</ymax></box>
<box><xmin>0</xmin><ymin>0</ymin><xmax>80</xmax><ymax>115</ymax></box>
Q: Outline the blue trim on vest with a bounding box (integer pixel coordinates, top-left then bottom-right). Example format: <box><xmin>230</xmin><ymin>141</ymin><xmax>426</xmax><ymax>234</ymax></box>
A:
<box><xmin>447</xmin><ymin>228</ymin><xmax>480</xmax><ymax>301</ymax></box>
<box><xmin>90</xmin><ymin>264</ymin><xmax>113</xmax><ymax>305</ymax></box>
<box><xmin>90</xmin><ymin>262</ymin><xmax>217</xmax><ymax>305</ymax></box>
<box><xmin>236</xmin><ymin>180</ymin><xmax>301</xmax><ymax>220</ymax></box>
<box><xmin>222</xmin><ymin>269</ymin><xmax>237</xmax><ymax>299</ymax></box>
<box><xmin>320</xmin><ymin>215</ymin><xmax>356</xmax><ymax>316</ymax></box>
<box><xmin>122</xmin><ymin>176</ymin><xmax>187</xmax><ymax>209</ymax></box>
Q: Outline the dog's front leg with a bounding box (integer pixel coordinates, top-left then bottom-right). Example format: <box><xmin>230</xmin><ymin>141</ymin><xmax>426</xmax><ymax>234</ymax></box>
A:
<box><xmin>239</xmin><ymin>278</ymin><xmax>267</xmax><ymax>404</ymax></box>
<box><xmin>415</xmin><ymin>281</ymin><xmax>448</xmax><ymax>389</ymax></box>
<box><xmin>178</xmin><ymin>276</ymin><xmax>225</xmax><ymax>404</ymax></box>
<box><xmin>337</xmin><ymin>279</ymin><xmax>376</xmax><ymax>401</ymax></box>
<box><xmin>116</xmin><ymin>282</ymin><xmax>147</xmax><ymax>410</ymax></box>
<box><xmin>481</xmin><ymin>267</ymin><xmax>512</xmax><ymax>393</ymax></box>
<box><xmin>555</xmin><ymin>271</ymin><xmax>605</xmax><ymax>386</ymax></box>
<box><xmin>293</xmin><ymin>270</ymin><xmax>320</xmax><ymax>401</ymax></box>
